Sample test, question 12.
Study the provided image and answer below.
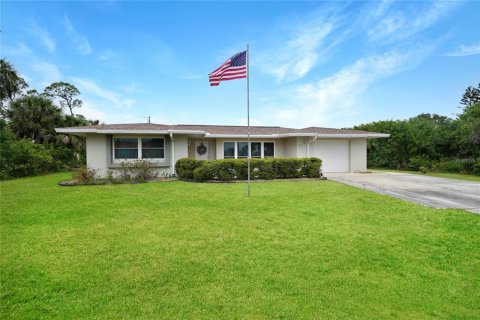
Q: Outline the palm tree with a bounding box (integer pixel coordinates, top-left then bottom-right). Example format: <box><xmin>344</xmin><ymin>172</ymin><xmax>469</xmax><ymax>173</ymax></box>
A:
<box><xmin>0</xmin><ymin>59</ymin><xmax>28</xmax><ymax>106</ymax></box>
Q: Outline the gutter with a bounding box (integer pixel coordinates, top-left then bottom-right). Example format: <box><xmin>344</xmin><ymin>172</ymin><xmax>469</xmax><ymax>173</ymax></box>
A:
<box><xmin>306</xmin><ymin>135</ymin><xmax>318</xmax><ymax>157</ymax></box>
<box><xmin>170</xmin><ymin>133</ymin><xmax>175</xmax><ymax>176</ymax></box>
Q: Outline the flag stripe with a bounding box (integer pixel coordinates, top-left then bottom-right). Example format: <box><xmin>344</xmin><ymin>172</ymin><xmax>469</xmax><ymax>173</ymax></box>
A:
<box><xmin>208</xmin><ymin>51</ymin><xmax>247</xmax><ymax>86</ymax></box>
<box><xmin>209</xmin><ymin>69</ymin><xmax>246</xmax><ymax>80</ymax></box>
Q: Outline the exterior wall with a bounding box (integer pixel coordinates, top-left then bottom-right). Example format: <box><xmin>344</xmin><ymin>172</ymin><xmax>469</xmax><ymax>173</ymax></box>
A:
<box><xmin>296</xmin><ymin>137</ymin><xmax>308</xmax><ymax>158</ymax></box>
<box><xmin>173</xmin><ymin>135</ymin><xmax>189</xmax><ymax>175</ymax></box>
<box><xmin>350</xmin><ymin>138</ymin><xmax>367</xmax><ymax>172</ymax></box>
<box><xmin>86</xmin><ymin>133</ymin><xmax>109</xmax><ymax>176</ymax></box>
<box><xmin>283</xmin><ymin>137</ymin><xmax>298</xmax><ymax>158</ymax></box>
<box><xmin>86</xmin><ymin>133</ymin><xmax>173</xmax><ymax>178</ymax></box>
<box><xmin>274</xmin><ymin>139</ymin><xmax>286</xmax><ymax>157</ymax></box>
<box><xmin>85</xmin><ymin>133</ymin><xmax>369</xmax><ymax>176</ymax></box>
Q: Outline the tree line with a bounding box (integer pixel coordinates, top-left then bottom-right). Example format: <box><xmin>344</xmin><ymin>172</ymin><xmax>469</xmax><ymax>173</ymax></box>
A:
<box><xmin>0</xmin><ymin>59</ymin><xmax>99</xmax><ymax>179</ymax></box>
<box><xmin>354</xmin><ymin>83</ymin><xmax>480</xmax><ymax>175</ymax></box>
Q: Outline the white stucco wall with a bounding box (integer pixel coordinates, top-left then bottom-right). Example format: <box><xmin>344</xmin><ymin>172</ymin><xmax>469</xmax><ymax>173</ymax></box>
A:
<box><xmin>350</xmin><ymin>139</ymin><xmax>367</xmax><ymax>172</ymax></box>
<box><xmin>296</xmin><ymin>137</ymin><xmax>308</xmax><ymax>158</ymax></box>
<box><xmin>86</xmin><ymin>133</ymin><xmax>108</xmax><ymax>177</ymax></box>
<box><xmin>284</xmin><ymin>137</ymin><xmax>298</xmax><ymax>158</ymax></box>
<box><xmin>173</xmin><ymin>135</ymin><xmax>189</xmax><ymax>175</ymax></box>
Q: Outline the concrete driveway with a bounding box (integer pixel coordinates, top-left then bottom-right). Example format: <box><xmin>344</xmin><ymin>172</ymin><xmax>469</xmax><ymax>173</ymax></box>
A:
<box><xmin>326</xmin><ymin>172</ymin><xmax>480</xmax><ymax>214</ymax></box>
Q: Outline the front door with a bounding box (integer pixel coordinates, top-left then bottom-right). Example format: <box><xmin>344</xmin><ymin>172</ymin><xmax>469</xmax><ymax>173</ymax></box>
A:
<box><xmin>195</xmin><ymin>142</ymin><xmax>209</xmax><ymax>160</ymax></box>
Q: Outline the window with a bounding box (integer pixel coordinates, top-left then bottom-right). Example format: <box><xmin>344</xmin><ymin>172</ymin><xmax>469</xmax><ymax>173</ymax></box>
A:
<box><xmin>264</xmin><ymin>142</ymin><xmax>274</xmax><ymax>158</ymax></box>
<box><xmin>142</xmin><ymin>138</ymin><xmax>164</xmax><ymax>159</ymax></box>
<box><xmin>251</xmin><ymin>142</ymin><xmax>261</xmax><ymax>158</ymax></box>
<box><xmin>114</xmin><ymin>137</ymin><xmax>165</xmax><ymax>161</ymax></box>
<box><xmin>114</xmin><ymin>138</ymin><xmax>138</xmax><ymax>159</ymax></box>
<box><xmin>223</xmin><ymin>141</ymin><xmax>275</xmax><ymax>159</ymax></box>
<box><xmin>224</xmin><ymin>142</ymin><xmax>235</xmax><ymax>158</ymax></box>
<box><xmin>237</xmin><ymin>142</ymin><xmax>248</xmax><ymax>158</ymax></box>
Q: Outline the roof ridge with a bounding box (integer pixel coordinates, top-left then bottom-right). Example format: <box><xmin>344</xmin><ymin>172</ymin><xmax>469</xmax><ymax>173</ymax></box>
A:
<box><xmin>175</xmin><ymin>123</ymin><xmax>285</xmax><ymax>128</ymax></box>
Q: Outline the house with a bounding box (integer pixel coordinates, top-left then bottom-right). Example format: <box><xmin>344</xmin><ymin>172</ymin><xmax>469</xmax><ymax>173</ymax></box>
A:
<box><xmin>56</xmin><ymin>123</ymin><xmax>389</xmax><ymax>176</ymax></box>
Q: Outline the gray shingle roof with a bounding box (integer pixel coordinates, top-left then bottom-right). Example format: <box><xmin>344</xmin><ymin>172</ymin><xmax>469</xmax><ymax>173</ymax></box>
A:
<box><xmin>57</xmin><ymin>123</ymin><xmax>380</xmax><ymax>135</ymax></box>
<box><xmin>57</xmin><ymin>123</ymin><xmax>388</xmax><ymax>137</ymax></box>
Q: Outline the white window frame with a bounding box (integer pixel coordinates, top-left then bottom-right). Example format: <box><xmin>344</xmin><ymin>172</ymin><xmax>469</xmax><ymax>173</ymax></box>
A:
<box><xmin>223</xmin><ymin>141</ymin><xmax>236</xmax><ymax>159</ymax></box>
<box><xmin>223</xmin><ymin>141</ymin><xmax>275</xmax><ymax>159</ymax></box>
<box><xmin>112</xmin><ymin>136</ymin><xmax>165</xmax><ymax>163</ymax></box>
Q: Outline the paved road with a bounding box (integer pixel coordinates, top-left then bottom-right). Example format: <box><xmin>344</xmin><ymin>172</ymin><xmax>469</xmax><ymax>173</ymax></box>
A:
<box><xmin>326</xmin><ymin>172</ymin><xmax>480</xmax><ymax>214</ymax></box>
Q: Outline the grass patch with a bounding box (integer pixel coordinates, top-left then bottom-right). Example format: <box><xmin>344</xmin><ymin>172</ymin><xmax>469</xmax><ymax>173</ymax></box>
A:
<box><xmin>1</xmin><ymin>173</ymin><xmax>479</xmax><ymax>319</ymax></box>
<box><xmin>371</xmin><ymin>168</ymin><xmax>480</xmax><ymax>183</ymax></box>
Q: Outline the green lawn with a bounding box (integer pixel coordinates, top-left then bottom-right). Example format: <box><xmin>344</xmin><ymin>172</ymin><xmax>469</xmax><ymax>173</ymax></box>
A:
<box><xmin>1</xmin><ymin>173</ymin><xmax>479</xmax><ymax>319</ymax></box>
<box><xmin>371</xmin><ymin>169</ymin><xmax>480</xmax><ymax>182</ymax></box>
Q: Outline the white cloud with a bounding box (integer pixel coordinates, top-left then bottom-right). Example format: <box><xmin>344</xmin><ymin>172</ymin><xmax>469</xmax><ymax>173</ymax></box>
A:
<box><xmin>70</xmin><ymin>77</ymin><xmax>135</xmax><ymax>109</ymax></box>
<box><xmin>79</xmin><ymin>101</ymin><xmax>108</xmax><ymax>122</ymax></box>
<box><xmin>272</xmin><ymin>48</ymin><xmax>431</xmax><ymax>128</ymax></box>
<box><xmin>29</xmin><ymin>22</ymin><xmax>56</xmax><ymax>54</ymax></box>
<box><xmin>2</xmin><ymin>42</ymin><xmax>32</xmax><ymax>56</ymax></box>
<box><xmin>64</xmin><ymin>15</ymin><xmax>92</xmax><ymax>55</ymax></box>
<box><xmin>123</xmin><ymin>83</ymin><xmax>139</xmax><ymax>93</ymax></box>
<box><xmin>98</xmin><ymin>49</ymin><xmax>117</xmax><ymax>61</ymax></box>
<box><xmin>259</xmin><ymin>14</ymin><xmax>338</xmax><ymax>82</ymax></box>
<box><xmin>30</xmin><ymin>61</ymin><xmax>62</xmax><ymax>87</ymax></box>
<box><xmin>368</xmin><ymin>1</ymin><xmax>459</xmax><ymax>43</ymax></box>
<box><xmin>446</xmin><ymin>43</ymin><xmax>480</xmax><ymax>57</ymax></box>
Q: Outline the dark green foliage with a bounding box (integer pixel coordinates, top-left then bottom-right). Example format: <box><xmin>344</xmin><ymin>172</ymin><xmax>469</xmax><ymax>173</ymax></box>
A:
<box><xmin>0</xmin><ymin>59</ymin><xmax>27</xmax><ymax>105</ymax></box>
<box><xmin>431</xmin><ymin>159</ymin><xmax>480</xmax><ymax>175</ymax></box>
<box><xmin>189</xmin><ymin>157</ymin><xmax>322</xmax><ymax>181</ymax></box>
<box><xmin>5</xmin><ymin>95</ymin><xmax>63</xmax><ymax>143</ymax></box>
<box><xmin>355</xmin><ymin>98</ymin><xmax>480</xmax><ymax>175</ymax></box>
<box><xmin>460</xmin><ymin>83</ymin><xmax>480</xmax><ymax>107</ymax></box>
<box><xmin>0</xmin><ymin>138</ymin><xmax>56</xmax><ymax>179</ymax></box>
<box><xmin>175</xmin><ymin>158</ymin><xmax>205</xmax><ymax>179</ymax></box>
<box><xmin>44</xmin><ymin>82</ymin><xmax>82</xmax><ymax>116</ymax></box>
<box><xmin>0</xmin><ymin>60</ymin><xmax>99</xmax><ymax>179</ymax></box>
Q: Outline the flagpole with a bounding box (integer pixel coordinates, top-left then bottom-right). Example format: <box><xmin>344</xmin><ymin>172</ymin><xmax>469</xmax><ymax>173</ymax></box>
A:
<box><xmin>247</xmin><ymin>44</ymin><xmax>251</xmax><ymax>197</ymax></box>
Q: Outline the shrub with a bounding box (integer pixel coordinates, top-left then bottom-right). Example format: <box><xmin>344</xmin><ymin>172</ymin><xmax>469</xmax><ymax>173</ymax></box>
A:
<box><xmin>0</xmin><ymin>139</ymin><xmax>56</xmax><ymax>179</ymax></box>
<box><xmin>72</xmin><ymin>166</ymin><xmax>97</xmax><ymax>184</ymax></box>
<box><xmin>175</xmin><ymin>158</ymin><xmax>205</xmax><ymax>179</ymax></box>
<box><xmin>408</xmin><ymin>156</ymin><xmax>431</xmax><ymax>171</ymax></box>
<box><xmin>191</xmin><ymin>157</ymin><xmax>322</xmax><ymax>181</ymax></box>
<box><xmin>118</xmin><ymin>160</ymin><xmax>158</xmax><ymax>183</ymax></box>
<box><xmin>431</xmin><ymin>159</ymin><xmax>480</xmax><ymax>175</ymax></box>
<box><xmin>132</xmin><ymin>159</ymin><xmax>158</xmax><ymax>182</ymax></box>
<box><xmin>302</xmin><ymin>157</ymin><xmax>322</xmax><ymax>178</ymax></box>
<box><xmin>193</xmin><ymin>161</ymin><xmax>212</xmax><ymax>181</ymax></box>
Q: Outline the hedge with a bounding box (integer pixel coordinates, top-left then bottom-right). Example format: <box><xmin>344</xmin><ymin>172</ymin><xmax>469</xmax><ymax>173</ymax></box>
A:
<box><xmin>175</xmin><ymin>157</ymin><xmax>322</xmax><ymax>181</ymax></box>
<box><xmin>175</xmin><ymin>158</ymin><xmax>206</xmax><ymax>179</ymax></box>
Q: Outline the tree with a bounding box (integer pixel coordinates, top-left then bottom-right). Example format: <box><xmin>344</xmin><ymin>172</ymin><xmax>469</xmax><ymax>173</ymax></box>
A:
<box><xmin>43</xmin><ymin>82</ymin><xmax>82</xmax><ymax>116</ymax></box>
<box><xmin>4</xmin><ymin>94</ymin><xmax>63</xmax><ymax>143</ymax></box>
<box><xmin>460</xmin><ymin>83</ymin><xmax>480</xmax><ymax>107</ymax></box>
<box><xmin>0</xmin><ymin>59</ymin><xmax>28</xmax><ymax>107</ymax></box>
<box><xmin>455</xmin><ymin>103</ymin><xmax>480</xmax><ymax>158</ymax></box>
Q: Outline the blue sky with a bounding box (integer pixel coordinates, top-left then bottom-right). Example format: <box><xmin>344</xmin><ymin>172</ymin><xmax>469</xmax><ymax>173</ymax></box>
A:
<box><xmin>2</xmin><ymin>0</ymin><xmax>479</xmax><ymax>128</ymax></box>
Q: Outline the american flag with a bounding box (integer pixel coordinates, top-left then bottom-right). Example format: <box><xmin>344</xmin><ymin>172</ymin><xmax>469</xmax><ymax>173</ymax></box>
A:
<box><xmin>209</xmin><ymin>51</ymin><xmax>247</xmax><ymax>86</ymax></box>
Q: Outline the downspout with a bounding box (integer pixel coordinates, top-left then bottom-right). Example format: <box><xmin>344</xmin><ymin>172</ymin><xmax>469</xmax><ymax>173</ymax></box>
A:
<box><xmin>306</xmin><ymin>135</ymin><xmax>318</xmax><ymax>157</ymax></box>
<box><xmin>170</xmin><ymin>133</ymin><xmax>175</xmax><ymax>177</ymax></box>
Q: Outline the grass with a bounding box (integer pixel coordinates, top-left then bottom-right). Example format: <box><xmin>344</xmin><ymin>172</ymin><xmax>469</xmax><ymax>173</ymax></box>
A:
<box><xmin>1</xmin><ymin>173</ymin><xmax>479</xmax><ymax>319</ymax></box>
<box><xmin>371</xmin><ymin>168</ymin><xmax>480</xmax><ymax>183</ymax></box>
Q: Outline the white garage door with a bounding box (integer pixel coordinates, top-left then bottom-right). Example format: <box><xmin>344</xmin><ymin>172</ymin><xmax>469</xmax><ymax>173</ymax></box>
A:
<box><xmin>311</xmin><ymin>141</ymin><xmax>350</xmax><ymax>173</ymax></box>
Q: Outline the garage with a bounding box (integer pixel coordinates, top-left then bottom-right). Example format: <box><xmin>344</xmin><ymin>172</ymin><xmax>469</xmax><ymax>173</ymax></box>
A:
<box><xmin>311</xmin><ymin>140</ymin><xmax>350</xmax><ymax>173</ymax></box>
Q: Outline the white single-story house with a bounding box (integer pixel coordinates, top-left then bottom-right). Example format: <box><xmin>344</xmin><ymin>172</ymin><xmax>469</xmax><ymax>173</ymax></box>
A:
<box><xmin>56</xmin><ymin>123</ymin><xmax>389</xmax><ymax>176</ymax></box>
